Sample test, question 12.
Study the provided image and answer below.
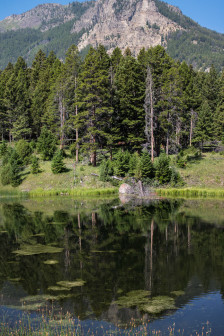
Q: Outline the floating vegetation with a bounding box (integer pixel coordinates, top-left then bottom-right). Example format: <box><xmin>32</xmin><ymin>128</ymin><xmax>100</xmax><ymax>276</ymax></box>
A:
<box><xmin>43</xmin><ymin>259</ymin><xmax>59</xmax><ymax>265</ymax></box>
<box><xmin>8</xmin><ymin>278</ymin><xmax>21</xmax><ymax>282</ymax></box>
<box><xmin>20</xmin><ymin>295</ymin><xmax>56</xmax><ymax>303</ymax></box>
<box><xmin>56</xmin><ymin>280</ymin><xmax>86</xmax><ymax>288</ymax></box>
<box><xmin>170</xmin><ymin>290</ymin><xmax>185</xmax><ymax>296</ymax></box>
<box><xmin>116</xmin><ymin>291</ymin><xmax>176</xmax><ymax>314</ymax></box>
<box><xmin>48</xmin><ymin>286</ymin><xmax>71</xmax><ymax>291</ymax></box>
<box><xmin>115</xmin><ymin>290</ymin><xmax>150</xmax><ymax>308</ymax></box>
<box><xmin>9</xmin><ymin>302</ymin><xmax>45</xmax><ymax>311</ymax></box>
<box><xmin>12</xmin><ymin>244</ymin><xmax>63</xmax><ymax>256</ymax></box>
<box><xmin>141</xmin><ymin>296</ymin><xmax>175</xmax><ymax>314</ymax></box>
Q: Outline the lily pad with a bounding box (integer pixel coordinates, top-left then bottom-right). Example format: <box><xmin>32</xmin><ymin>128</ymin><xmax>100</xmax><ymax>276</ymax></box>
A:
<box><xmin>13</xmin><ymin>244</ymin><xmax>63</xmax><ymax>256</ymax></box>
<box><xmin>43</xmin><ymin>260</ymin><xmax>59</xmax><ymax>265</ymax></box>
<box><xmin>56</xmin><ymin>280</ymin><xmax>85</xmax><ymax>288</ymax></box>
<box><xmin>141</xmin><ymin>296</ymin><xmax>175</xmax><ymax>314</ymax></box>
<box><xmin>20</xmin><ymin>295</ymin><xmax>56</xmax><ymax>303</ymax></box>
<box><xmin>48</xmin><ymin>286</ymin><xmax>71</xmax><ymax>291</ymax></box>
<box><xmin>170</xmin><ymin>290</ymin><xmax>185</xmax><ymax>296</ymax></box>
<box><xmin>8</xmin><ymin>278</ymin><xmax>21</xmax><ymax>282</ymax></box>
<box><xmin>115</xmin><ymin>290</ymin><xmax>150</xmax><ymax>308</ymax></box>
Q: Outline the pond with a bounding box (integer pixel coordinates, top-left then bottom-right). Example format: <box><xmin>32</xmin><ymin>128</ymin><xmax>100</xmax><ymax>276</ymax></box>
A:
<box><xmin>0</xmin><ymin>196</ymin><xmax>224</xmax><ymax>335</ymax></box>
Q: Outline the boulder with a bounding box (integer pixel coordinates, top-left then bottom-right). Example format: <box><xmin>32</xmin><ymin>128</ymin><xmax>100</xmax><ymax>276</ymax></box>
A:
<box><xmin>119</xmin><ymin>183</ymin><xmax>134</xmax><ymax>195</ymax></box>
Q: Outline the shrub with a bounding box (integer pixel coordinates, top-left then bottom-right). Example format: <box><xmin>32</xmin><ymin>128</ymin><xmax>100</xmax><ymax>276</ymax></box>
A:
<box><xmin>15</xmin><ymin>139</ymin><xmax>32</xmax><ymax>165</ymax></box>
<box><xmin>1</xmin><ymin>149</ymin><xmax>22</xmax><ymax>187</ymax></box>
<box><xmin>114</xmin><ymin>150</ymin><xmax>131</xmax><ymax>177</ymax></box>
<box><xmin>155</xmin><ymin>153</ymin><xmax>172</xmax><ymax>184</ymax></box>
<box><xmin>140</xmin><ymin>150</ymin><xmax>154</xmax><ymax>180</ymax></box>
<box><xmin>99</xmin><ymin>159</ymin><xmax>114</xmax><ymax>181</ymax></box>
<box><xmin>51</xmin><ymin>150</ymin><xmax>66</xmax><ymax>174</ymax></box>
<box><xmin>37</xmin><ymin>127</ymin><xmax>56</xmax><ymax>160</ymax></box>
<box><xmin>129</xmin><ymin>152</ymin><xmax>140</xmax><ymax>177</ymax></box>
<box><xmin>170</xmin><ymin>167</ymin><xmax>184</xmax><ymax>187</ymax></box>
<box><xmin>31</xmin><ymin>156</ymin><xmax>40</xmax><ymax>174</ymax></box>
<box><xmin>0</xmin><ymin>141</ymin><xmax>7</xmax><ymax>157</ymax></box>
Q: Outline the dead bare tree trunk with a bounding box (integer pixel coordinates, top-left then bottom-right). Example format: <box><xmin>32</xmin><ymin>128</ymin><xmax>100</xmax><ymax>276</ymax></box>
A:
<box><xmin>59</xmin><ymin>92</ymin><xmax>66</xmax><ymax>150</ymax></box>
<box><xmin>144</xmin><ymin>66</ymin><xmax>155</xmax><ymax>162</ymax></box>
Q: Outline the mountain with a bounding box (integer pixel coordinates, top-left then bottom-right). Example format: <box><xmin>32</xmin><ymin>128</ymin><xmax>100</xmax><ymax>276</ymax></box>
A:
<box><xmin>0</xmin><ymin>0</ymin><xmax>224</xmax><ymax>71</ymax></box>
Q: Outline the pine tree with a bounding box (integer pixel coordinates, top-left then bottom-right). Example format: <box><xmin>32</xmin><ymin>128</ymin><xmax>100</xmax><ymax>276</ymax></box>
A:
<box><xmin>31</xmin><ymin>156</ymin><xmax>40</xmax><ymax>174</ymax></box>
<box><xmin>140</xmin><ymin>150</ymin><xmax>154</xmax><ymax>180</ymax></box>
<box><xmin>76</xmin><ymin>46</ymin><xmax>113</xmax><ymax>166</ymax></box>
<box><xmin>37</xmin><ymin>127</ymin><xmax>56</xmax><ymax>160</ymax></box>
<box><xmin>51</xmin><ymin>150</ymin><xmax>66</xmax><ymax>174</ymax></box>
<box><xmin>193</xmin><ymin>100</ymin><xmax>215</xmax><ymax>148</ymax></box>
<box><xmin>115</xmin><ymin>55</ymin><xmax>145</xmax><ymax>150</ymax></box>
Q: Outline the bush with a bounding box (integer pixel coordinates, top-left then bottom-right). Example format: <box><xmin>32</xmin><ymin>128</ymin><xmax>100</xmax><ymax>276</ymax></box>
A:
<box><xmin>114</xmin><ymin>150</ymin><xmax>131</xmax><ymax>177</ymax></box>
<box><xmin>170</xmin><ymin>167</ymin><xmax>184</xmax><ymax>187</ymax></box>
<box><xmin>31</xmin><ymin>156</ymin><xmax>40</xmax><ymax>174</ymax></box>
<box><xmin>140</xmin><ymin>150</ymin><xmax>155</xmax><ymax>180</ymax></box>
<box><xmin>99</xmin><ymin>159</ymin><xmax>114</xmax><ymax>181</ymax></box>
<box><xmin>129</xmin><ymin>152</ymin><xmax>140</xmax><ymax>178</ymax></box>
<box><xmin>1</xmin><ymin>149</ymin><xmax>22</xmax><ymax>187</ymax></box>
<box><xmin>15</xmin><ymin>140</ymin><xmax>32</xmax><ymax>165</ymax></box>
<box><xmin>37</xmin><ymin>127</ymin><xmax>56</xmax><ymax>160</ymax></box>
<box><xmin>155</xmin><ymin>153</ymin><xmax>172</xmax><ymax>184</ymax></box>
<box><xmin>0</xmin><ymin>141</ymin><xmax>7</xmax><ymax>157</ymax></box>
<box><xmin>51</xmin><ymin>150</ymin><xmax>66</xmax><ymax>174</ymax></box>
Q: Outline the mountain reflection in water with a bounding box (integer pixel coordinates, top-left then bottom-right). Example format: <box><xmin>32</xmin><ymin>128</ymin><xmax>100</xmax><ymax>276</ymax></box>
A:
<box><xmin>0</xmin><ymin>197</ymin><xmax>224</xmax><ymax>335</ymax></box>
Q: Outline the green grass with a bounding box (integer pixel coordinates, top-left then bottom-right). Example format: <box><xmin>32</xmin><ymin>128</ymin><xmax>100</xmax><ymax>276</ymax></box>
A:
<box><xmin>177</xmin><ymin>152</ymin><xmax>224</xmax><ymax>188</ymax></box>
<box><xmin>156</xmin><ymin>188</ymin><xmax>224</xmax><ymax>198</ymax></box>
<box><xmin>0</xmin><ymin>155</ymin><xmax>119</xmax><ymax>197</ymax></box>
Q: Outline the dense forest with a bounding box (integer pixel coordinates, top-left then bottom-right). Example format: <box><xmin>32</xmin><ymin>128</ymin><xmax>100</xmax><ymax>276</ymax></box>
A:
<box><xmin>0</xmin><ymin>44</ymin><xmax>223</xmax><ymax>186</ymax></box>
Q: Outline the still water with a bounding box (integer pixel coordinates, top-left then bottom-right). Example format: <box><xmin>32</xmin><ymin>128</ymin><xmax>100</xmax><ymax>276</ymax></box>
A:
<box><xmin>0</xmin><ymin>196</ymin><xmax>224</xmax><ymax>335</ymax></box>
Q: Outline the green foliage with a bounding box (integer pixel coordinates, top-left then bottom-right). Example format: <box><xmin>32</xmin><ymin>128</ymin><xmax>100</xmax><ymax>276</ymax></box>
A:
<box><xmin>128</xmin><ymin>152</ymin><xmax>140</xmax><ymax>178</ymax></box>
<box><xmin>31</xmin><ymin>156</ymin><xmax>40</xmax><ymax>174</ymax></box>
<box><xmin>70</xmin><ymin>143</ymin><xmax>77</xmax><ymax>158</ymax></box>
<box><xmin>170</xmin><ymin>167</ymin><xmax>184</xmax><ymax>187</ymax></box>
<box><xmin>176</xmin><ymin>146</ymin><xmax>201</xmax><ymax>168</ymax></box>
<box><xmin>1</xmin><ymin>149</ymin><xmax>22</xmax><ymax>187</ymax></box>
<box><xmin>37</xmin><ymin>127</ymin><xmax>56</xmax><ymax>160</ymax></box>
<box><xmin>0</xmin><ymin>141</ymin><xmax>7</xmax><ymax>157</ymax></box>
<box><xmin>140</xmin><ymin>150</ymin><xmax>155</xmax><ymax>180</ymax></box>
<box><xmin>15</xmin><ymin>140</ymin><xmax>32</xmax><ymax>165</ymax></box>
<box><xmin>99</xmin><ymin>159</ymin><xmax>114</xmax><ymax>181</ymax></box>
<box><xmin>51</xmin><ymin>150</ymin><xmax>66</xmax><ymax>174</ymax></box>
<box><xmin>113</xmin><ymin>150</ymin><xmax>131</xmax><ymax>177</ymax></box>
<box><xmin>155</xmin><ymin>153</ymin><xmax>172</xmax><ymax>184</ymax></box>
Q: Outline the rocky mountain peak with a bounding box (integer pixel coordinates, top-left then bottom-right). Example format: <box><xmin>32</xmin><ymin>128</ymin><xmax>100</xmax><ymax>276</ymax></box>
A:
<box><xmin>72</xmin><ymin>0</ymin><xmax>183</xmax><ymax>55</ymax></box>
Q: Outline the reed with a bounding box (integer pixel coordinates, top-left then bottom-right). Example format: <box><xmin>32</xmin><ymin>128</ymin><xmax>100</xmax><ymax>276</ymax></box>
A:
<box><xmin>28</xmin><ymin>187</ymin><xmax>118</xmax><ymax>198</ymax></box>
<box><xmin>156</xmin><ymin>188</ymin><xmax>224</xmax><ymax>198</ymax></box>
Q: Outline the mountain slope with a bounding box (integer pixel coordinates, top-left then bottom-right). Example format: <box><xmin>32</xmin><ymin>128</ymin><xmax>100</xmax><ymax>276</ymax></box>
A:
<box><xmin>0</xmin><ymin>0</ymin><xmax>224</xmax><ymax>71</ymax></box>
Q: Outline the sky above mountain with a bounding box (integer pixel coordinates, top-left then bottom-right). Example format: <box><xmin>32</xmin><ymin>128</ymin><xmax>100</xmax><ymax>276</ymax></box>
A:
<box><xmin>0</xmin><ymin>0</ymin><xmax>223</xmax><ymax>34</ymax></box>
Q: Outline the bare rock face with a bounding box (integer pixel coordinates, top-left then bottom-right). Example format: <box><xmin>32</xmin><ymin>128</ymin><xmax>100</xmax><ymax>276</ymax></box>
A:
<box><xmin>119</xmin><ymin>183</ymin><xmax>135</xmax><ymax>195</ymax></box>
<box><xmin>0</xmin><ymin>4</ymin><xmax>75</xmax><ymax>32</ymax></box>
<box><xmin>72</xmin><ymin>0</ymin><xmax>183</xmax><ymax>55</ymax></box>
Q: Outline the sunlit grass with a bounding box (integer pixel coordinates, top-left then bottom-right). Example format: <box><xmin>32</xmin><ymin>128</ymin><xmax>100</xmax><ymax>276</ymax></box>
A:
<box><xmin>156</xmin><ymin>188</ymin><xmax>224</xmax><ymax>198</ymax></box>
<box><xmin>0</xmin><ymin>309</ymin><xmax>212</xmax><ymax>336</ymax></box>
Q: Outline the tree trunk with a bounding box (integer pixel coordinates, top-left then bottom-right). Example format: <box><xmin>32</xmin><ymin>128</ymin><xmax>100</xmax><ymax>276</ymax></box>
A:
<box><xmin>59</xmin><ymin>92</ymin><xmax>66</xmax><ymax>150</ymax></box>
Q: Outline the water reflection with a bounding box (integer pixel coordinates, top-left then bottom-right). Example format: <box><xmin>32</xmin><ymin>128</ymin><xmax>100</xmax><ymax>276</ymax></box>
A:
<box><xmin>0</xmin><ymin>197</ymin><xmax>224</xmax><ymax>333</ymax></box>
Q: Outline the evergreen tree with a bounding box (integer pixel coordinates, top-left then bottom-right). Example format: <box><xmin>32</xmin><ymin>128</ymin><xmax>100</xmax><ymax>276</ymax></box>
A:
<box><xmin>37</xmin><ymin>127</ymin><xmax>56</xmax><ymax>160</ymax></box>
<box><xmin>155</xmin><ymin>153</ymin><xmax>171</xmax><ymax>184</ymax></box>
<box><xmin>115</xmin><ymin>55</ymin><xmax>145</xmax><ymax>150</ymax></box>
<box><xmin>76</xmin><ymin>46</ymin><xmax>113</xmax><ymax>166</ymax></box>
<box><xmin>193</xmin><ymin>100</ymin><xmax>215</xmax><ymax>148</ymax></box>
<box><xmin>51</xmin><ymin>150</ymin><xmax>66</xmax><ymax>174</ymax></box>
<box><xmin>140</xmin><ymin>150</ymin><xmax>154</xmax><ymax>180</ymax></box>
<box><xmin>31</xmin><ymin>156</ymin><xmax>40</xmax><ymax>174</ymax></box>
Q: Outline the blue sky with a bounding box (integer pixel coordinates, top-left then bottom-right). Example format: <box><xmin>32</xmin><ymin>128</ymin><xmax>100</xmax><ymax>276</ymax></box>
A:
<box><xmin>0</xmin><ymin>0</ymin><xmax>223</xmax><ymax>34</ymax></box>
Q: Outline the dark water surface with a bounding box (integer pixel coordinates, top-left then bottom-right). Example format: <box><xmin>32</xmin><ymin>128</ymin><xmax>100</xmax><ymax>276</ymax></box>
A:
<box><xmin>0</xmin><ymin>196</ymin><xmax>224</xmax><ymax>335</ymax></box>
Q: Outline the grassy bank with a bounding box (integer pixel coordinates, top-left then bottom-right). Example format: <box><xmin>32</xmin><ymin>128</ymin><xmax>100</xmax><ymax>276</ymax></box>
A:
<box><xmin>156</xmin><ymin>188</ymin><xmax>224</xmax><ymax>198</ymax></box>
